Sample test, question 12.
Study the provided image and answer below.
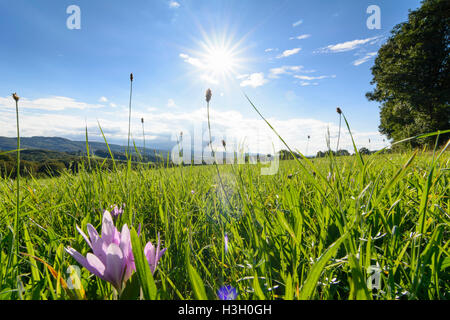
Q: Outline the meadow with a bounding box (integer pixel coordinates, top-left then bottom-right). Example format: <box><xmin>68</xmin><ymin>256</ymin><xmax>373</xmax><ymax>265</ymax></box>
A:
<box><xmin>0</xmin><ymin>138</ymin><xmax>448</xmax><ymax>299</ymax></box>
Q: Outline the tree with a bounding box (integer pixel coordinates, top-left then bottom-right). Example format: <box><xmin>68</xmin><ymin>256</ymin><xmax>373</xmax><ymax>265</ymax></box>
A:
<box><xmin>366</xmin><ymin>0</ymin><xmax>450</xmax><ymax>148</ymax></box>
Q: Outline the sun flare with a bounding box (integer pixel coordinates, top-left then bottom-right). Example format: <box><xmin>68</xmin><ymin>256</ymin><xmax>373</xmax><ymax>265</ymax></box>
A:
<box><xmin>204</xmin><ymin>46</ymin><xmax>237</xmax><ymax>76</ymax></box>
<box><xmin>180</xmin><ymin>32</ymin><xmax>248</xmax><ymax>86</ymax></box>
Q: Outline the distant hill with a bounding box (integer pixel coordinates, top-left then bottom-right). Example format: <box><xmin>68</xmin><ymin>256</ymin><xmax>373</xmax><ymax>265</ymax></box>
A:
<box><xmin>0</xmin><ymin>136</ymin><xmax>168</xmax><ymax>156</ymax></box>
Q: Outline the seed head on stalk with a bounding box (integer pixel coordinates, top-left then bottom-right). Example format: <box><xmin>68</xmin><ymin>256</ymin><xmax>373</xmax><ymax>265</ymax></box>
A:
<box><xmin>336</xmin><ymin>107</ymin><xmax>342</xmax><ymax>153</ymax></box>
<box><xmin>206</xmin><ymin>88</ymin><xmax>212</xmax><ymax>103</ymax></box>
<box><xmin>10</xmin><ymin>92</ymin><xmax>21</xmax><ymax>277</ymax></box>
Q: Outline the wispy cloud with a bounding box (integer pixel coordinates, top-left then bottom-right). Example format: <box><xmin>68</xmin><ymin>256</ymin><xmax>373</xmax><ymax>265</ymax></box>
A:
<box><xmin>318</xmin><ymin>36</ymin><xmax>381</xmax><ymax>53</ymax></box>
<box><xmin>0</xmin><ymin>96</ymin><xmax>104</xmax><ymax>111</ymax></box>
<box><xmin>292</xmin><ymin>19</ymin><xmax>303</xmax><ymax>27</ymax></box>
<box><xmin>0</xmin><ymin>102</ymin><xmax>388</xmax><ymax>155</ymax></box>
<box><xmin>289</xmin><ymin>34</ymin><xmax>311</xmax><ymax>40</ymax></box>
<box><xmin>239</xmin><ymin>73</ymin><xmax>268</xmax><ymax>88</ymax></box>
<box><xmin>169</xmin><ymin>1</ymin><xmax>180</xmax><ymax>9</ymax></box>
<box><xmin>269</xmin><ymin>65</ymin><xmax>304</xmax><ymax>78</ymax></box>
<box><xmin>300</xmin><ymin>82</ymin><xmax>319</xmax><ymax>86</ymax></box>
<box><xmin>264</xmin><ymin>48</ymin><xmax>279</xmax><ymax>53</ymax></box>
<box><xmin>179</xmin><ymin>53</ymin><xmax>204</xmax><ymax>68</ymax></box>
<box><xmin>277</xmin><ymin>48</ymin><xmax>301</xmax><ymax>59</ymax></box>
<box><xmin>99</xmin><ymin>96</ymin><xmax>108</xmax><ymax>103</ymax></box>
<box><xmin>294</xmin><ymin>75</ymin><xmax>336</xmax><ymax>81</ymax></box>
<box><xmin>353</xmin><ymin>52</ymin><xmax>377</xmax><ymax>66</ymax></box>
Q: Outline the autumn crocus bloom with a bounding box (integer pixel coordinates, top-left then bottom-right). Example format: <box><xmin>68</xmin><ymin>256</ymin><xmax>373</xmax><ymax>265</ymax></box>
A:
<box><xmin>110</xmin><ymin>204</ymin><xmax>124</xmax><ymax>219</ymax></box>
<box><xmin>217</xmin><ymin>285</ymin><xmax>237</xmax><ymax>300</ymax></box>
<box><xmin>65</xmin><ymin>210</ymin><xmax>135</xmax><ymax>291</ymax></box>
<box><xmin>224</xmin><ymin>233</ymin><xmax>229</xmax><ymax>254</ymax></box>
<box><xmin>144</xmin><ymin>233</ymin><xmax>167</xmax><ymax>274</ymax></box>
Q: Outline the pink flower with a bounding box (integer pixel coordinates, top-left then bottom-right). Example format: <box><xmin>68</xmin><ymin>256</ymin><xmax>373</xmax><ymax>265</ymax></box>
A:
<box><xmin>65</xmin><ymin>210</ymin><xmax>135</xmax><ymax>291</ymax></box>
<box><xmin>144</xmin><ymin>233</ymin><xmax>167</xmax><ymax>274</ymax></box>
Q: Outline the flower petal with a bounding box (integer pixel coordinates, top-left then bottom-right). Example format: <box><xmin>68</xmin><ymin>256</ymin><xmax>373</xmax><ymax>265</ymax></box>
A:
<box><xmin>66</xmin><ymin>247</ymin><xmax>104</xmax><ymax>279</ymax></box>
<box><xmin>104</xmin><ymin>243</ymin><xmax>125</xmax><ymax>290</ymax></box>
<box><xmin>86</xmin><ymin>252</ymin><xmax>106</xmax><ymax>278</ymax></box>
<box><xmin>144</xmin><ymin>241</ymin><xmax>156</xmax><ymax>273</ymax></box>
<box><xmin>76</xmin><ymin>225</ymin><xmax>92</xmax><ymax>249</ymax></box>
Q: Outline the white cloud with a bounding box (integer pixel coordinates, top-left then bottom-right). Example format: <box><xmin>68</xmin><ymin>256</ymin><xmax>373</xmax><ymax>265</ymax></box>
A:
<box><xmin>239</xmin><ymin>73</ymin><xmax>268</xmax><ymax>88</ymax></box>
<box><xmin>292</xmin><ymin>20</ymin><xmax>303</xmax><ymax>27</ymax></box>
<box><xmin>353</xmin><ymin>52</ymin><xmax>377</xmax><ymax>66</ymax></box>
<box><xmin>294</xmin><ymin>75</ymin><xmax>336</xmax><ymax>81</ymax></box>
<box><xmin>0</xmin><ymin>95</ymin><xmax>104</xmax><ymax>111</ymax></box>
<box><xmin>99</xmin><ymin>96</ymin><xmax>108</xmax><ymax>103</ymax></box>
<box><xmin>319</xmin><ymin>36</ymin><xmax>381</xmax><ymax>53</ymax></box>
<box><xmin>109</xmin><ymin>103</ymin><xmax>117</xmax><ymax>108</ymax></box>
<box><xmin>169</xmin><ymin>1</ymin><xmax>180</xmax><ymax>8</ymax></box>
<box><xmin>179</xmin><ymin>53</ymin><xmax>204</xmax><ymax>68</ymax></box>
<box><xmin>264</xmin><ymin>48</ymin><xmax>278</xmax><ymax>53</ymax></box>
<box><xmin>167</xmin><ymin>99</ymin><xmax>176</xmax><ymax>108</ymax></box>
<box><xmin>236</xmin><ymin>74</ymin><xmax>250</xmax><ymax>80</ymax></box>
<box><xmin>269</xmin><ymin>65</ymin><xmax>304</xmax><ymax>78</ymax></box>
<box><xmin>0</xmin><ymin>96</ymin><xmax>389</xmax><ymax>155</ymax></box>
<box><xmin>277</xmin><ymin>48</ymin><xmax>301</xmax><ymax>59</ymax></box>
<box><xmin>300</xmin><ymin>82</ymin><xmax>319</xmax><ymax>86</ymax></box>
<box><xmin>290</xmin><ymin>34</ymin><xmax>311</xmax><ymax>40</ymax></box>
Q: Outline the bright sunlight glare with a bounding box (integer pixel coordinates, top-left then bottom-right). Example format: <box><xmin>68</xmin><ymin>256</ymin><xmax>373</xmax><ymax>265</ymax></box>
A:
<box><xmin>204</xmin><ymin>46</ymin><xmax>237</xmax><ymax>76</ymax></box>
<box><xmin>180</xmin><ymin>31</ymin><xmax>249</xmax><ymax>87</ymax></box>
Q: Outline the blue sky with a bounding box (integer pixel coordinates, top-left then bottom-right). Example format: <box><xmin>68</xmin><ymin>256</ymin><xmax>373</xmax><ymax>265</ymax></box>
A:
<box><xmin>0</xmin><ymin>0</ymin><xmax>422</xmax><ymax>155</ymax></box>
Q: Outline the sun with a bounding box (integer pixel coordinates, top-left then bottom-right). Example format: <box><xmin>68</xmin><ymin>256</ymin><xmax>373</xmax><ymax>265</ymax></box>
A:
<box><xmin>179</xmin><ymin>31</ymin><xmax>249</xmax><ymax>86</ymax></box>
<box><xmin>203</xmin><ymin>45</ymin><xmax>237</xmax><ymax>76</ymax></box>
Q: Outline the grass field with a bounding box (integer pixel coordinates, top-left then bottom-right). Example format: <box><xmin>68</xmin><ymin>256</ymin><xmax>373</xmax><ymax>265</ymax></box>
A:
<box><xmin>0</xmin><ymin>143</ymin><xmax>448</xmax><ymax>300</ymax></box>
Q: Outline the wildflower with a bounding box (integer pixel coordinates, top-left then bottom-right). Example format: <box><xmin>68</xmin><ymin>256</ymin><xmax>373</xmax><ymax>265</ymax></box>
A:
<box><xmin>336</xmin><ymin>107</ymin><xmax>342</xmax><ymax>114</ymax></box>
<box><xmin>191</xmin><ymin>190</ymin><xmax>195</xmax><ymax>195</ymax></box>
<box><xmin>130</xmin><ymin>73</ymin><xmax>134</xmax><ymax>82</ymax></box>
<box><xmin>205</xmin><ymin>88</ymin><xmax>212</xmax><ymax>103</ymax></box>
<box><xmin>144</xmin><ymin>233</ymin><xmax>167</xmax><ymax>274</ymax></box>
<box><xmin>327</xmin><ymin>172</ymin><xmax>332</xmax><ymax>181</ymax></box>
<box><xmin>141</xmin><ymin>117</ymin><xmax>144</xmax><ymax>124</ymax></box>
<box><xmin>65</xmin><ymin>210</ymin><xmax>135</xmax><ymax>291</ymax></box>
<box><xmin>224</xmin><ymin>233</ymin><xmax>229</xmax><ymax>254</ymax></box>
<box><xmin>222</xmin><ymin>140</ymin><xmax>226</xmax><ymax>148</ymax></box>
<box><xmin>110</xmin><ymin>204</ymin><xmax>124</xmax><ymax>219</ymax></box>
<box><xmin>217</xmin><ymin>285</ymin><xmax>237</xmax><ymax>300</ymax></box>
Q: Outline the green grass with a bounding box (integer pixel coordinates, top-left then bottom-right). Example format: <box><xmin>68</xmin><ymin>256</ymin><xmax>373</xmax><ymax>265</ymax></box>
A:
<box><xmin>0</xmin><ymin>146</ymin><xmax>448</xmax><ymax>300</ymax></box>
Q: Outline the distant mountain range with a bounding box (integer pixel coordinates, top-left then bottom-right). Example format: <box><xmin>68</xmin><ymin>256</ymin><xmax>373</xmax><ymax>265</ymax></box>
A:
<box><xmin>0</xmin><ymin>136</ymin><xmax>168</xmax><ymax>155</ymax></box>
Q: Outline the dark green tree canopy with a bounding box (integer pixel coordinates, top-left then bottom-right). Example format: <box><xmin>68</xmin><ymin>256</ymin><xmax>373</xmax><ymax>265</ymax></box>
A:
<box><xmin>367</xmin><ymin>0</ymin><xmax>449</xmax><ymax>147</ymax></box>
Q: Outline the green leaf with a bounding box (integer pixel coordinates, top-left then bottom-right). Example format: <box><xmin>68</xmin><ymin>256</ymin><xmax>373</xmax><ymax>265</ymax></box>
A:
<box><xmin>253</xmin><ymin>273</ymin><xmax>265</xmax><ymax>300</ymax></box>
<box><xmin>23</xmin><ymin>223</ymin><xmax>40</xmax><ymax>283</ymax></box>
<box><xmin>130</xmin><ymin>228</ymin><xmax>157</xmax><ymax>300</ymax></box>
<box><xmin>187</xmin><ymin>262</ymin><xmax>208</xmax><ymax>300</ymax></box>
<box><xmin>440</xmin><ymin>257</ymin><xmax>450</xmax><ymax>271</ymax></box>
<box><xmin>284</xmin><ymin>273</ymin><xmax>294</xmax><ymax>300</ymax></box>
<box><xmin>120</xmin><ymin>275</ymin><xmax>141</xmax><ymax>300</ymax></box>
<box><xmin>299</xmin><ymin>231</ymin><xmax>348</xmax><ymax>300</ymax></box>
<box><xmin>185</xmin><ymin>248</ymin><xmax>207</xmax><ymax>300</ymax></box>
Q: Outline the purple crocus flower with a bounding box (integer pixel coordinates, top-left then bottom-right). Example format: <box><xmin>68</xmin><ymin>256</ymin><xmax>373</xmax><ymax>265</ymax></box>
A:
<box><xmin>65</xmin><ymin>210</ymin><xmax>135</xmax><ymax>291</ymax></box>
<box><xmin>144</xmin><ymin>233</ymin><xmax>167</xmax><ymax>274</ymax></box>
<box><xmin>224</xmin><ymin>233</ymin><xmax>229</xmax><ymax>254</ymax></box>
<box><xmin>110</xmin><ymin>204</ymin><xmax>124</xmax><ymax>219</ymax></box>
<box><xmin>217</xmin><ymin>285</ymin><xmax>237</xmax><ymax>300</ymax></box>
